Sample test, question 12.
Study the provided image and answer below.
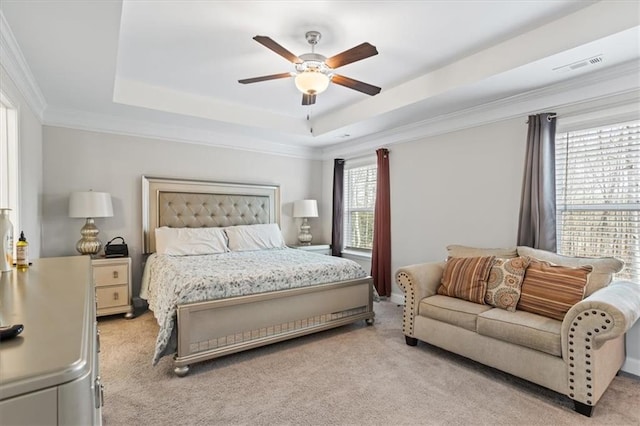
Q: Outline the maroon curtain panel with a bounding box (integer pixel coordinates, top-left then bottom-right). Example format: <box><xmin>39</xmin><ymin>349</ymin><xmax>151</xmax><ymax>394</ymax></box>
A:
<box><xmin>331</xmin><ymin>159</ymin><xmax>345</xmax><ymax>257</ymax></box>
<box><xmin>371</xmin><ymin>148</ymin><xmax>391</xmax><ymax>297</ymax></box>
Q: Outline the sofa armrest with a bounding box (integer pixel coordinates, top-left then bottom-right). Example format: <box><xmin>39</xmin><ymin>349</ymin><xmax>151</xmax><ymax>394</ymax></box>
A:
<box><xmin>562</xmin><ymin>280</ymin><xmax>640</xmax><ymax>351</ymax></box>
<box><xmin>395</xmin><ymin>261</ymin><xmax>445</xmax><ymax>337</ymax></box>
<box><xmin>561</xmin><ymin>280</ymin><xmax>640</xmax><ymax>407</ymax></box>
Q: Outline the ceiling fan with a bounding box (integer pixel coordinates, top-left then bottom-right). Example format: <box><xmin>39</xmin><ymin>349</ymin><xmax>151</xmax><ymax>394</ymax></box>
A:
<box><xmin>238</xmin><ymin>31</ymin><xmax>381</xmax><ymax>106</ymax></box>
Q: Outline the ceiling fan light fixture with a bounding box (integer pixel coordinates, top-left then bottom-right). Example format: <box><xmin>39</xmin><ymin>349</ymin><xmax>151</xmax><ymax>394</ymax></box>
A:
<box><xmin>294</xmin><ymin>70</ymin><xmax>330</xmax><ymax>95</ymax></box>
<box><xmin>239</xmin><ymin>32</ymin><xmax>381</xmax><ymax>106</ymax></box>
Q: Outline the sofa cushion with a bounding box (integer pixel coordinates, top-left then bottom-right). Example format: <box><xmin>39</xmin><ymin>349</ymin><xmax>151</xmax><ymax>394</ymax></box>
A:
<box><xmin>437</xmin><ymin>256</ymin><xmax>495</xmax><ymax>304</ymax></box>
<box><xmin>517</xmin><ymin>260</ymin><xmax>591</xmax><ymax>321</ymax></box>
<box><xmin>447</xmin><ymin>245</ymin><xmax>517</xmax><ymax>259</ymax></box>
<box><xmin>484</xmin><ymin>256</ymin><xmax>531</xmax><ymax>311</ymax></box>
<box><xmin>419</xmin><ymin>295</ymin><xmax>493</xmax><ymax>332</ymax></box>
<box><xmin>477</xmin><ymin>308</ymin><xmax>562</xmax><ymax>356</ymax></box>
<box><xmin>517</xmin><ymin>246</ymin><xmax>623</xmax><ymax>296</ymax></box>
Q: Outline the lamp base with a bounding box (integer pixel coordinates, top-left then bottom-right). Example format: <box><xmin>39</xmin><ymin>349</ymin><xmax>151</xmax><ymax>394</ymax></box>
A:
<box><xmin>297</xmin><ymin>218</ymin><xmax>313</xmax><ymax>246</ymax></box>
<box><xmin>76</xmin><ymin>218</ymin><xmax>103</xmax><ymax>255</ymax></box>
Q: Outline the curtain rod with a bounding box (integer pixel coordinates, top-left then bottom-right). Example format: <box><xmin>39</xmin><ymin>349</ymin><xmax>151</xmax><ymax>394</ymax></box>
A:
<box><xmin>526</xmin><ymin>113</ymin><xmax>557</xmax><ymax>123</ymax></box>
<box><xmin>339</xmin><ymin>150</ymin><xmax>388</xmax><ymax>162</ymax></box>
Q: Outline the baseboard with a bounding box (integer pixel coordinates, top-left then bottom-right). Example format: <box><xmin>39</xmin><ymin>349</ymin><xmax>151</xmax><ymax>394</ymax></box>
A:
<box><xmin>622</xmin><ymin>356</ymin><xmax>640</xmax><ymax>376</ymax></box>
<box><xmin>389</xmin><ymin>292</ymin><xmax>405</xmax><ymax>306</ymax></box>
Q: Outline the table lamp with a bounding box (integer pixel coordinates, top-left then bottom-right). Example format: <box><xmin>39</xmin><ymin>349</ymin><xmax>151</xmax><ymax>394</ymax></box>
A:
<box><xmin>69</xmin><ymin>191</ymin><xmax>113</xmax><ymax>255</ymax></box>
<box><xmin>293</xmin><ymin>199</ymin><xmax>318</xmax><ymax>246</ymax></box>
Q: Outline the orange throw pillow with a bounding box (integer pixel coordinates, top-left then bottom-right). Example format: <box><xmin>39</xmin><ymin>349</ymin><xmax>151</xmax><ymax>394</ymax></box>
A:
<box><xmin>437</xmin><ymin>256</ymin><xmax>495</xmax><ymax>304</ymax></box>
<box><xmin>517</xmin><ymin>259</ymin><xmax>592</xmax><ymax>321</ymax></box>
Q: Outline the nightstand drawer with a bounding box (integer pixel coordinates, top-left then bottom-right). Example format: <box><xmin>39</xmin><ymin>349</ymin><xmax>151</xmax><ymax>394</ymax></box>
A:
<box><xmin>94</xmin><ymin>264</ymin><xmax>128</xmax><ymax>286</ymax></box>
<box><xmin>96</xmin><ymin>285</ymin><xmax>129</xmax><ymax>309</ymax></box>
<box><xmin>92</xmin><ymin>257</ymin><xmax>133</xmax><ymax>318</ymax></box>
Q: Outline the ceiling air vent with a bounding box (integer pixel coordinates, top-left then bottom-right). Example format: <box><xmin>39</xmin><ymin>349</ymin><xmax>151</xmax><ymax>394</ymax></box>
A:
<box><xmin>553</xmin><ymin>55</ymin><xmax>604</xmax><ymax>73</ymax></box>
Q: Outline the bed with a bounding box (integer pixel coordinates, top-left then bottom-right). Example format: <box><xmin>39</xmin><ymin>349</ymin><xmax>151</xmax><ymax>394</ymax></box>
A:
<box><xmin>140</xmin><ymin>176</ymin><xmax>375</xmax><ymax>376</ymax></box>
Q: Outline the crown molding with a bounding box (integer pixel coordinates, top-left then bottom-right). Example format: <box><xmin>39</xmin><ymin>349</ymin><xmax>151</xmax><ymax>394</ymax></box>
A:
<box><xmin>321</xmin><ymin>60</ymin><xmax>640</xmax><ymax>160</ymax></box>
<box><xmin>43</xmin><ymin>59</ymin><xmax>639</xmax><ymax>163</ymax></box>
<box><xmin>0</xmin><ymin>10</ymin><xmax>47</xmax><ymax>120</ymax></box>
<box><xmin>43</xmin><ymin>108</ymin><xmax>320</xmax><ymax>160</ymax></box>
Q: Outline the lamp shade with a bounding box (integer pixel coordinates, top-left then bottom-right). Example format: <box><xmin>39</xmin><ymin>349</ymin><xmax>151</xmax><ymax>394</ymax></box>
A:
<box><xmin>69</xmin><ymin>191</ymin><xmax>113</xmax><ymax>218</ymax></box>
<box><xmin>294</xmin><ymin>71</ymin><xmax>330</xmax><ymax>95</ymax></box>
<box><xmin>293</xmin><ymin>199</ymin><xmax>318</xmax><ymax>218</ymax></box>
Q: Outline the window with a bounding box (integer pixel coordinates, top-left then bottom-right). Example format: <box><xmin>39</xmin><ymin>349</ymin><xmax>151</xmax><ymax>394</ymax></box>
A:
<box><xmin>0</xmin><ymin>94</ymin><xmax>19</xmax><ymax>247</ymax></box>
<box><xmin>555</xmin><ymin>119</ymin><xmax>639</xmax><ymax>282</ymax></box>
<box><xmin>344</xmin><ymin>162</ymin><xmax>377</xmax><ymax>252</ymax></box>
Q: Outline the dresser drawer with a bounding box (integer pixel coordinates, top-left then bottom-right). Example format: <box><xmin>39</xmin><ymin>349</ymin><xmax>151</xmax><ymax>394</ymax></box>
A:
<box><xmin>96</xmin><ymin>285</ymin><xmax>129</xmax><ymax>309</ymax></box>
<box><xmin>94</xmin><ymin>264</ymin><xmax>128</xmax><ymax>286</ymax></box>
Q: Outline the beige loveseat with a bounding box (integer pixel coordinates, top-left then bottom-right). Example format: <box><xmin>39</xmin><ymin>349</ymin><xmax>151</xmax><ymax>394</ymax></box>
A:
<box><xmin>396</xmin><ymin>245</ymin><xmax>640</xmax><ymax>417</ymax></box>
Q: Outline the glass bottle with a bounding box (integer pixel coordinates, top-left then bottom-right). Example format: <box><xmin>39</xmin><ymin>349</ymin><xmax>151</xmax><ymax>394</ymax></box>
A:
<box><xmin>16</xmin><ymin>231</ymin><xmax>28</xmax><ymax>270</ymax></box>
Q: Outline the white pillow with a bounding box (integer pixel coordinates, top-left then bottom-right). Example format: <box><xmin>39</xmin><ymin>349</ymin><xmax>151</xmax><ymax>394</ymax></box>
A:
<box><xmin>224</xmin><ymin>224</ymin><xmax>286</xmax><ymax>251</ymax></box>
<box><xmin>155</xmin><ymin>226</ymin><xmax>229</xmax><ymax>255</ymax></box>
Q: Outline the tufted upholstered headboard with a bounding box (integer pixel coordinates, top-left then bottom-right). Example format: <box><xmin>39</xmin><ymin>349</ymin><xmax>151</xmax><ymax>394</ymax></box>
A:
<box><xmin>142</xmin><ymin>176</ymin><xmax>280</xmax><ymax>254</ymax></box>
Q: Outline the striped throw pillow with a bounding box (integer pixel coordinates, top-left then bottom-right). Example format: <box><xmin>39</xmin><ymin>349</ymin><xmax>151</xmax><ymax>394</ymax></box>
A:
<box><xmin>437</xmin><ymin>256</ymin><xmax>495</xmax><ymax>304</ymax></box>
<box><xmin>517</xmin><ymin>259</ymin><xmax>592</xmax><ymax>321</ymax></box>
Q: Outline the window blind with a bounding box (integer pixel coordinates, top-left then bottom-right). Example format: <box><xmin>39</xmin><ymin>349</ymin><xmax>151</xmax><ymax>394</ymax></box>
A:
<box><xmin>556</xmin><ymin>119</ymin><xmax>640</xmax><ymax>282</ymax></box>
<box><xmin>344</xmin><ymin>164</ymin><xmax>377</xmax><ymax>251</ymax></box>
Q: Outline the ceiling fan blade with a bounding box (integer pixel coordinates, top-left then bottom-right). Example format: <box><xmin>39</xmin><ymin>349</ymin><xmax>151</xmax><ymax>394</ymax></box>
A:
<box><xmin>302</xmin><ymin>93</ymin><xmax>317</xmax><ymax>105</ymax></box>
<box><xmin>331</xmin><ymin>74</ymin><xmax>381</xmax><ymax>96</ymax></box>
<box><xmin>253</xmin><ymin>36</ymin><xmax>302</xmax><ymax>64</ymax></box>
<box><xmin>238</xmin><ymin>72</ymin><xmax>292</xmax><ymax>84</ymax></box>
<box><xmin>325</xmin><ymin>42</ymin><xmax>378</xmax><ymax>69</ymax></box>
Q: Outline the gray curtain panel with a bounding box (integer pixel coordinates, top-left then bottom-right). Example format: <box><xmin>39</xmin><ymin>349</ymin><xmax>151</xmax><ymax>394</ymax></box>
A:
<box><xmin>331</xmin><ymin>159</ymin><xmax>345</xmax><ymax>257</ymax></box>
<box><xmin>517</xmin><ymin>113</ymin><xmax>557</xmax><ymax>251</ymax></box>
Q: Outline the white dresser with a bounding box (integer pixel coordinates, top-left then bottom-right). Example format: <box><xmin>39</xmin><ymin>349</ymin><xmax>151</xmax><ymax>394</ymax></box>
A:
<box><xmin>0</xmin><ymin>256</ymin><xmax>102</xmax><ymax>425</ymax></box>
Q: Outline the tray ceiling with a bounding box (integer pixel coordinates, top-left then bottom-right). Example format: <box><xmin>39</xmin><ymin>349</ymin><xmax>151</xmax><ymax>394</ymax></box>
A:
<box><xmin>1</xmin><ymin>1</ymin><xmax>639</xmax><ymax>157</ymax></box>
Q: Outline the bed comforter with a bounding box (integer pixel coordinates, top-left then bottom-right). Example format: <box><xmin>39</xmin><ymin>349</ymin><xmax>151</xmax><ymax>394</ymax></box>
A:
<box><xmin>141</xmin><ymin>247</ymin><xmax>367</xmax><ymax>363</ymax></box>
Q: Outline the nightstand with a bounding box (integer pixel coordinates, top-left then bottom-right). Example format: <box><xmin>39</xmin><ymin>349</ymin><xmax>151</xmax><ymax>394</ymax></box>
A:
<box><xmin>291</xmin><ymin>244</ymin><xmax>332</xmax><ymax>256</ymax></box>
<box><xmin>92</xmin><ymin>257</ymin><xmax>133</xmax><ymax>318</ymax></box>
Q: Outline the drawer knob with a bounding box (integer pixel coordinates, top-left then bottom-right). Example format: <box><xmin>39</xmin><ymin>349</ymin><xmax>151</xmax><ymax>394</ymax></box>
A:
<box><xmin>113</xmin><ymin>292</ymin><xmax>119</xmax><ymax>301</ymax></box>
<box><xmin>112</xmin><ymin>270</ymin><xmax>119</xmax><ymax>279</ymax></box>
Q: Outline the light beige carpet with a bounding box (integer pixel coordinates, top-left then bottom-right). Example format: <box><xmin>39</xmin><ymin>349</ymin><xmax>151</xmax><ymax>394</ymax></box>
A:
<box><xmin>98</xmin><ymin>301</ymin><xmax>640</xmax><ymax>425</ymax></box>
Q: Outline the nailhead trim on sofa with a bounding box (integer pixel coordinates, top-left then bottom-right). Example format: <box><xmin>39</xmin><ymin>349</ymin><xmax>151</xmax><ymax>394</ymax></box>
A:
<box><xmin>396</xmin><ymin>271</ymin><xmax>415</xmax><ymax>336</ymax></box>
<box><xmin>567</xmin><ymin>308</ymin><xmax>614</xmax><ymax>406</ymax></box>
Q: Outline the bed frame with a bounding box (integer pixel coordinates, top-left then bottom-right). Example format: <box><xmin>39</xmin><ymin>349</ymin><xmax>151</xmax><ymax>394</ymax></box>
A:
<box><xmin>142</xmin><ymin>176</ymin><xmax>375</xmax><ymax>376</ymax></box>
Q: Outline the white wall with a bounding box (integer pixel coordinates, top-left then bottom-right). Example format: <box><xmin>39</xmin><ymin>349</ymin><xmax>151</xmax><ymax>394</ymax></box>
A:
<box><xmin>321</xmin><ymin>117</ymin><xmax>526</xmax><ymax>300</ymax></box>
<box><xmin>0</xmin><ymin>64</ymin><xmax>43</xmax><ymax>258</ymax></box>
<box><xmin>42</xmin><ymin>126</ymin><xmax>323</xmax><ymax>302</ymax></box>
<box><xmin>624</xmin><ymin>324</ymin><xmax>640</xmax><ymax>376</ymax></box>
<box><xmin>389</xmin><ymin>117</ymin><xmax>526</xmax><ymax>297</ymax></box>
